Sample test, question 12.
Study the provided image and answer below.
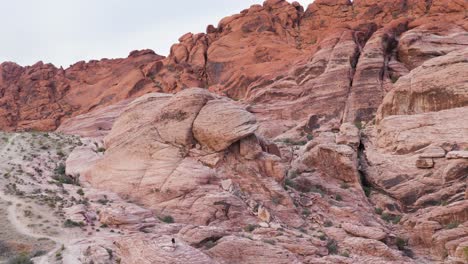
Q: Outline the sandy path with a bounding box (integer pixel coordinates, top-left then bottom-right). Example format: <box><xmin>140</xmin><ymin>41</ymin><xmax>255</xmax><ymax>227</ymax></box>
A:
<box><xmin>0</xmin><ymin>191</ymin><xmax>65</xmax><ymax>263</ymax></box>
<box><xmin>0</xmin><ymin>134</ymin><xmax>77</xmax><ymax>263</ymax></box>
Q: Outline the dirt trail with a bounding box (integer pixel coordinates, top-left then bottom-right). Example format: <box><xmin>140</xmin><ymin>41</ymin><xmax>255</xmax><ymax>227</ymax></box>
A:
<box><xmin>0</xmin><ymin>133</ymin><xmax>79</xmax><ymax>263</ymax></box>
<box><xmin>0</xmin><ymin>192</ymin><xmax>62</xmax><ymax>263</ymax></box>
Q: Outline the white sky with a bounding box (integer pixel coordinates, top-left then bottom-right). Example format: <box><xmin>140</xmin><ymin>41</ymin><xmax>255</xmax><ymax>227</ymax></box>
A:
<box><xmin>0</xmin><ymin>0</ymin><xmax>314</xmax><ymax>68</ymax></box>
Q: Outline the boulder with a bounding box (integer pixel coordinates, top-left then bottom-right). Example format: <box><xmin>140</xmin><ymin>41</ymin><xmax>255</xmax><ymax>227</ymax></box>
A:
<box><xmin>193</xmin><ymin>99</ymin><xmax>258</xmax><ymax>152</ymax></box>
<box><xmin>336</xmin><ymin>123</ymin><xmax>360</xmax><ymax>149</ymax></box>
<box><xmin>419</xmin><ymin>146</ymin><xmax>446</xmax><ymax>158</ymax></box>
<box><xmin>302</xmin><ymin>143</ymin><xmax>360</xmax><ymax>183</ymax></box>
<box><xmin>416</xmin><ymin>158</ymin><xmax>434</xmax><ymax>169</ymax></box>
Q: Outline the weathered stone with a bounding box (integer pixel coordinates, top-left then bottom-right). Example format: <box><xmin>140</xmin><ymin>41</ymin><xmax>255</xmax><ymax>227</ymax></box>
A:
<box><xmin>336</xmin><ymin>123</ymin><xmax>360</xmax><ymax>149</ymax></box>
<box><xmin>416</xmin><ymin>158</ymin><xmax>434</xmax><ymax>169</ymax></box>
<box><xmin>419</xmin><ymin>146</ymin><xmax>446</xmax><ymax>158</ymax></box>
<box><xmin>193</xmin><ymin>99</ymin><xmax>258</xmax><ymax>152</ymax></box>
<box><xmin>447</xmin><ymin>151</ymin><xmax>468</xmax><ymax>159</ymax></box>
<box><xmin>342</xmin><ymin>223</ymin><xmax>387</xmax><ymax>241</ymax></box>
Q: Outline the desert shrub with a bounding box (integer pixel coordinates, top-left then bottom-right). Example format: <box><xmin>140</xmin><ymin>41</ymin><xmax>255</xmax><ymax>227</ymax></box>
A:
<box><xmin>445</xmin><ymin>221</ymin><xmax>459</xmax><ymax>229</ymax></box>
<box><xmin>295</xmin><ymin>140</ymin><xmax>307</xmax><ymax>146</ymax></box>
<box><xmin>63</xmin><ymin>219</ymin><xmax>84</xmax><ymax>228</ymax></box>
<box><xmin>324</xmin><ymin>220</ymin><xmax>333</xmax><ymax>227</ymax></box>
<box><xmin>7</xmin><ymin>254</ymin><xmax>33</xmax><ymax>264</ymax></box>
<box><xmin>340</xmin><ymin>251</ymin><xmax>350</xmax><ymax>257</ymax></box>
<box><xmin>363</xmin><ymin>186</ymin><xmax>371</xmax><ymax>197</ymax></box>
<box><xmin>381</xmin><ymin>213</ymin><xmax>402</xmax><ymax>224</ymax></box>
<box><xmin>354</xmin><ymin>121</ymin><xmax>363</xmax><ymax>130</ymax></box>
<box><xmin>396</xmin><ymin>237</ymin><xmax>407</xmax><ymax>251</ymax></box>
<box><xmin>374</xmin><ymin>207</ymin><xmax>383</xmax><ymax>215</ymax></box>
<box><xmin>159</xmin><ymin>215</ymin><xmax>174</xmax><ymax>223</ymax></box>
<box><xmin>306</xmin><ymin>134</ymin><xmax>314</xmax><ymax>141</ymax></box>
<box><xmin>284</xmin><ymin>178</ymin><xmax>295</xmax><ymax>189</ymax></box>
<box><xmin>302</xmin><ymin>208</ymin><xmax>311</xmax><ymax>217</ymax></box>
<box><xmin>52</xmin><ymin>174</ymin><xmax>77</xmax><ymax>185</ymax></box>
<box><xmin>295</xmin><ymin>178</ymin><xmax>313</xmax><ymax>193</ymax></box>
<box><xmin>326</xmin><ymin>239</ymin><xmax>338</xmax><ymax>254</ymax></box>
<box><xmin>55</xmin><ymin>163</ymin><xmax>66</xmax><ymax>175</ymax></box>
<box><xmin>77</xmin><ymin>189</ymin><xmax>84</xmax><ymax>196</ymax></box>
<box><xmin>262</xmin><ymin>239</ymin><xmax>276</xmax><ymax>245</ymax></box>
<box><xmin>271</xmin><ymin>196</ymin><xmax>281</xmax><ymax>205</ymax></box>
<box><xmin>96</xmin><ymin>147</ymin><xmax>106</xmax><ymax>153</ymax></box>
<box><xmin>340</xmin><ymin>182</ymin><xmax>349</xmax><ymax>189</ymax></box>
<box><xmin>56</xmin><ymin>149</ymin><xmax>65</xmax><ymax>157</ymax></box>
<box><xmin>31</xmin><ymin>250</ymin><xmax>47</xmax><ymax>257</ymax></box>
<box><xmin>244</xmin><ymin>224</ymin><xmax>258</xmax><ymax>232</ymax></box>
<box><xmin>288</xmin><ymin>170</ymin><xmax>298</xmax><ymax>178</ymax></box>
<box><xmin>335</xmin><ymin>194</ymin><xmax>342</xmax><ymax>201</ymax></box>
<box><xmin>309</xmin><ymin>185</ymin><xmax>325</xmax><ymax>197</ymax></box>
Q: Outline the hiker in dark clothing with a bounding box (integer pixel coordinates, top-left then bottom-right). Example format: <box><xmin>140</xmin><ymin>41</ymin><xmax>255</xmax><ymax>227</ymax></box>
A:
<box><xmin>172</xmin><ymin>238</ymin><xmax>176</xmax><ymax>248</ymax></box>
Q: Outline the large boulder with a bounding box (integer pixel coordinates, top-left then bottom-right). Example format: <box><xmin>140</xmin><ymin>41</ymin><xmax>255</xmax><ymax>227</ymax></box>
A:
<box><xmin>193</xmin><ymin>99</ymin><xmax>258</xmax><ymax>152</ymax></box>
<box><xmin>302</xmin><ymin>143</ymin><xmax>360</xmax><ymax>183</ymax></box>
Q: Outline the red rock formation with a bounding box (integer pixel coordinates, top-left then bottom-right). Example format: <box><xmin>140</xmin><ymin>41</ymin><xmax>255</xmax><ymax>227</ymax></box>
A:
<box><xmin>0</xmin><ymin>50</ymin><xmax>164</xmax><ymax>131</ymax></box>
<box><xmin>1</xmin><ymin>0</ymin><xmax>466</xmax><ymax>131</ymax></box>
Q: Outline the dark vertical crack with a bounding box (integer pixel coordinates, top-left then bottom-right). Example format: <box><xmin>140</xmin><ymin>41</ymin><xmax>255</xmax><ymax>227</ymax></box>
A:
<box><xmin>425</xmin><ymin>0</ymin><xmax>433</xmax><ymax>14</ymax></box>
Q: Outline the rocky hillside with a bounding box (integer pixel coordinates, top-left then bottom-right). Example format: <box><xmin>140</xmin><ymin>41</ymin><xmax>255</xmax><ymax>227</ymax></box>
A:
<box><xmin>0</xmin><ymin>0</ymin><xmax>467</xmax><ymax>263</ymax></box>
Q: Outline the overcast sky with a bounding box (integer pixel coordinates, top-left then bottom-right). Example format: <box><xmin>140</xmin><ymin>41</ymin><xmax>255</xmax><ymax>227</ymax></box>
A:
<box><xmin>0</xmin><ymin>0</ymin><xmax>314</xmax><ymax>68</ymax></box>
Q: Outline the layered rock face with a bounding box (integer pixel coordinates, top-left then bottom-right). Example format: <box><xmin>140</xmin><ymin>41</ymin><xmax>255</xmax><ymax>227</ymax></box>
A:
<box><xmin>1</xmin><ymin>0</ymin><xmax>467</xmax><ymax>132</ymax></box>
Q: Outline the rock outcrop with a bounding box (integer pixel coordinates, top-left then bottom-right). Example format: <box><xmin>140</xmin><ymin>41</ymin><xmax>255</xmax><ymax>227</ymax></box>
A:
<box><xmin>2</xmin><ymin>0</ymin><xmax>466</xmax><ymax>133</ymax></box>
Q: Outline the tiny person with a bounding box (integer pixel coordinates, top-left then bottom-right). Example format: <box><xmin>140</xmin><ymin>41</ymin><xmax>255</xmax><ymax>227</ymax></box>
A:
<box><xmin>171</xmin><ymin>238</ymin><xmax>176</xmax><ymax>248</ymax></box>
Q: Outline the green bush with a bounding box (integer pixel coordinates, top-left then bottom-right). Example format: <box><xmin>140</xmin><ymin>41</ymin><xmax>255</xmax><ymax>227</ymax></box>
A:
<box><xmin>363</xmin><ymin>186</ymin><xmax>371</xmax><ymax>197</ymax></box>
<box><xmin>64</xmin><ymin>219</ymin><xmax>84</xmax><ymax>228</ymax></box>
<box><xmin>244</xmin><ymin>224</ymin><xmax>258</xmax><ymax>232</ymax></box>
<box><xmin>7</xmin><ymin>254</ymin><xmax>33</xmax><ymax>264</ymax></box>
<box><xmin>335</xmin><ymin>194</ymin><xmax>342</xmax><ymax>201</ymax></box>
<box><xmin>396</xmin><ymin>237</ymin><xmax>407</xmax><ymax>251</ymax></box>
<box><xmin>55</xmin><ymin>163</ymin><xmax>66</xmax><ymax>175</ymax></box>
<box><xmin>445</xmin><ymin>221</ymin><xmax>459</xmax><ymax>229</ymax></box>
<box><xmin>340</xmin><ymin>251</ymin><xmax>350</xmax><ymax>258</ymax></box>
<box><xmin>340</xmin><ymin>182</ymin><xmax>349</xmax><ymax>189</ymax></box>
<box><xmin>381</xmin><ymin>213</ymin><xmax>402</xmax><ymax>224</ymax></box>
<box><xmin>326</xmin><ymin>239</ymin><xmax>338</xmax><ymax>255</ymax></box>
<box><xmin>294</xmin><ymin>178</ymin><xmax>313</xmax><ymax>193</ymax></box>
<box><xmin>97</xmin><ymin>147</ymin><xmax>106</xmax><ymax>153</ymax></box>
<box><xmin>159</xmin><ymin>215</ymin><xmax>174</xmax><ymax>223</ymax></box>
<box><xmin>262</xmin><ymin>239</ymin><xmax>276</xmax><ymax>245</ymax></box>
<box><xmin>324</xmin><ymin>220</ymin><xmax>333</xmax><ymax>227</ymax></box>
<box><xmin>374</xmin><ymin>207</ymin><xmax>383</xmax><ymax>215</ymax></box>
